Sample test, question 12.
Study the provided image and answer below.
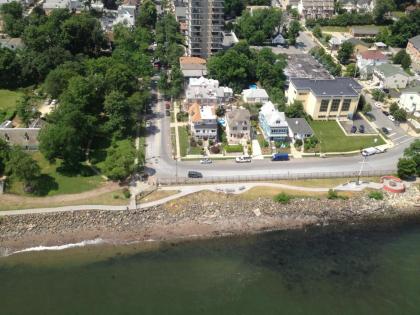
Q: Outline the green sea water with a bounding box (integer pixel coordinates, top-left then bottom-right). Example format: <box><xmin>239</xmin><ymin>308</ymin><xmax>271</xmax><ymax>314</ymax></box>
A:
<box><xmin>1</xmin><ymin>221</ymin><xmax>420</xmax><ymax>315</ymax></box>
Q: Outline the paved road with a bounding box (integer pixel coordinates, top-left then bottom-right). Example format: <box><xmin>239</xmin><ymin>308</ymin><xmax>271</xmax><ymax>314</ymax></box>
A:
<box><xmin>145</xmin><ymin>87</ymin><xmax>414</xmax><ymax>180</ymax></box>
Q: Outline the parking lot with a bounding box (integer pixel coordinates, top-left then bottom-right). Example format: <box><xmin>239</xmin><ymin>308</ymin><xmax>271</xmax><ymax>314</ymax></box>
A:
<box><xmin>339</xmin><ymin>113</ymin><xmax>376</xmax><ymax>135</ymax></box>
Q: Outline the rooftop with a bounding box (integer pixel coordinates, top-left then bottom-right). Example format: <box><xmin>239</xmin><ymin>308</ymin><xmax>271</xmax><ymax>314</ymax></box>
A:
<box><xmin>188</xmin><ymin>103</ymin><xmax>216</xmax><ymax>122</ymax></box>
<box><xmin>359</xmin><ymin>50</ymin><xmax>387</xmax><ymax>60</ymax></box>
<box><xmin>180</xmin><ymin>57</ymin><xmax>207</xmax><ymax>66</ymax></box>
<box><xmin>351</xmin><ymin>26</ymin><xmax>380</xmax><ymax>35</ymax></box>
<box><xmin>290</xmin><ymin>78</ymin><xmax>362</xmax><ymax>97</ymax></box>
<box><xmin>401</xmin><ymin>86</ymin><xmax>420</xmax><ymax>94</ymax></box>
<box><xmin>284</xmin><ymin>54</ymin><xmax>332</xmax><ymax>80</ymax></box>
<box><xmin>286</xmin><ymin>118</ymin><xmax>314</xmax><ymax>136</ymax></box>
<box><xmin>408</xmin><ymin>35</ymin><xmax>420</xmax><ymax>51</ymax></box>
<box><xmin>242</xmin><ymin>88</ymin><xmax>269</xmax><ymax>99</ymax></box>
<box><xmin>345</xmin><ymin>38</ymin><xmax>371</xmax><ymax>47</ymax></box>
<box><xmin>226</xmin><ymin>108</ymin><xmax>250</xmax><ymax>128</ymax></box>
<box><xmin>374</xmin><ymin>64</ymin><xmax>409</xmax><ymax>77</ymax></box>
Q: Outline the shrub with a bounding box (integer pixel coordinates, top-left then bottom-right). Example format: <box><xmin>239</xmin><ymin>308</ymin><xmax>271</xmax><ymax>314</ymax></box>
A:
<box><xmin>190</xmin><ymin>137</ymin><xmax>197</xmax><ymax>147</ymax></box>
<box><xmin>368</xmin><ymin>191</ymin><xmax>384</xmax><ymax>200</ymax></box>
<box><xmin>224</xmin><ymin>144</ymin><xmax>243</xmax><ymax>153</ymax></box>
<box><xmin>209</xmin><ymin>139</ymin><xmax>214</xmax><ymax>146</ymax></box>
<box><xmin>295</xmin><ymin>139</ymin><xmax>303</xmax><ymax>147</ymax></box>
<box><xmin>327</xmin><ymin>189</ymin><xmax>348</xmax><ymax>200</ymax></box>
<box><xmin>210</xmin><ymin>145</ymin><xmax>220</xmax><ymax>154</ymax></box>
<box><xmin>176</xmin><ymin>111</ymin><xmax>188</xmax><ymax>122</ymax></box>
<box><xmin>197</xmin><ymin>139</ymin><xmax>203</xmax><ymax>146</ymax></box>
<box><xmin>122</xmin><ymin>188</ymin><xmax>131</xmax><ymax>199</ymax></box>
<box><xmin>274</xmin><ymin>192</ymin><xmax>292</xmax><ymax>204</ymax></box>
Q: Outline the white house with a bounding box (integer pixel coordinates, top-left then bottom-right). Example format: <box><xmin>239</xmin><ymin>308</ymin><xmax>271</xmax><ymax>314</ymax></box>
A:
<box><xmin>258</xmin><ymin>101</ymin><xmax>289</xmax><ymax>141</ymax></box>
<box><xmin>242</xmin><ymin>88</ymin><xmax>269</xmax><ymax>104</ymax></box>
<box><xmin>186</xmin><ymin>77</ymin><xmax>233</xmax><ymax>107</ymax></box>
<box><xmin>356</xmin><ymin>50</ymin><xmax>388</xmax><ymax>79</ymax></box>
<box><xmin>285</xmin><ymin>118</ymin><xmax>314</xmax><ymax>140</ymax></box>
<box><xmin>399</xmin><ymin>86</ymin><xmax>420</xmax><ymax>114</ymax></box>
<box><xmin>188</xmin><ymin>103</ymin><xmax>218</xmax><ymax>140</ymax></box>
<box><xmin>373</xmin><ymin>64</ymin><xmax>411</xmax><ymax>90</ymax></box>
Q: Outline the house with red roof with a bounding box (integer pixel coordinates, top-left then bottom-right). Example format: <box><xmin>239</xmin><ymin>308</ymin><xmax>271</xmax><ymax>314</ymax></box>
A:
<box><xmin>356</xmin><ymin>50</ymin><xmax>388</xmax><ymax>79</ymax></box>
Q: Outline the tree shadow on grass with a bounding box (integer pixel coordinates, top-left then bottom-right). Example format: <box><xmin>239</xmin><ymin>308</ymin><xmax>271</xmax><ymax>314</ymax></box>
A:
<box><xmin>56</xmin><ymin>164</ymin><xmax>97</xmax><ymax>177</ymax></box>
<box><xmin>32</xmin><ymin>174</ymin><xmax>59</xmax><ymax>196</ymax></box>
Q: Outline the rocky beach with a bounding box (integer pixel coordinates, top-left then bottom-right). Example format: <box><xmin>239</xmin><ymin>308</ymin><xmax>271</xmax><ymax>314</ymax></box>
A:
<box><xmin>0</xmin><ymin>185</ymin><xmax>419</xmax><ymax>253</ymax></box>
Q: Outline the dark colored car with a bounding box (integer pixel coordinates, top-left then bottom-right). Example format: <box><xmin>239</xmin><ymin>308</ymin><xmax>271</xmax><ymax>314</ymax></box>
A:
<box><xmin>188</xmin><ymin>171</ymin><xmax>203</xmax><ymax>178</ymax></box>
<box><xmin>271</xmin><ymin>153</ymin><xmax>289</xmax><ymax>161</ymax></box>
<box><xmin>359</xmin><ymin>125</ymin><xmax>365</xmax><ymax>133</ymax></box>
<box><xmin>351</xmin><ymin>126</ymin><xmax>357</xmax><ymax>133</ymax></box>
<box><xmin>381</xmin><ymin>127</ymin><xmax>390</xmax><ymax>134</ymax></box>
<box><xmin>382</xmin><ymin>110</ymin><xmax>390</xmax><ymax>116</ymax></box>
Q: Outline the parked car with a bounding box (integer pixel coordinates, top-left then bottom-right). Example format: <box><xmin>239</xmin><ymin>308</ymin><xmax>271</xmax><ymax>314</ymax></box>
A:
<box><xmin>271</xmin><ymin>153</ymin><xmax>289</xmax><ymax>161</ymax></box>
<box><xmin>188</xmin><ymin>171</ymin><xmax>203</xmax><ymax>178</ymax></box>
<box><xmin>382</xmin><ymin>110</ymin><xmax>390</xmax><ymax>116</ymax></box>
<box><xmin>235</xmin><ymin>156</ymin><xmax>252</xmax><ymax>163</ymax></box>
<box><xmin>388</xmin><ymin>115</ymin><xmax>395</xmax><ymax>122</ymax></box>
<box><xmin>351</xmin><ymin>126</ymin><xmax>357</xmax><ymax>133</ymax></box>
<box><xmin>359</xmin><ymin>125</ymin><xmax>365</xmax><ymax>133</ymax></box>
<box><xmin>361</xmin><ymin>147</ymin><xmax>387</xmax><ymax>157</ymax></box>
<box><xmin>374</xmin><ymin>102</ymin><xmax>382</xmax><ymax>109</ymax></box>
<box><xmin>200</xmin><ymin>158</ymin><xmax>212</xmax><ymax>164</ymax></box>
<box><xmin>381</xmin><ymin>127</ymin><xmax>390</xmax><ymax>134</ymax></box>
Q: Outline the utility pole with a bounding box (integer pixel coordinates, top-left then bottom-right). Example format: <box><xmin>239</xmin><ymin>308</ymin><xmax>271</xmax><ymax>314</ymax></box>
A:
<box><xmin>357</xmin><ymin>155</ymin><xmax>367</xmax><ymax>185</ymax></box>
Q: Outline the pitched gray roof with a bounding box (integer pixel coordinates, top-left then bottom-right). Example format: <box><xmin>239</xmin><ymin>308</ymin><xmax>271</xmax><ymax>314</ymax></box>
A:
<box><xmin>345</xmin><ymin>38</ymin><xmax>371</xmax><ymax>47</ymax></box>
<box><xmin>226</xmin><ymin>108</ymin><xmax>250</xmax><ymax>129</ymax></box>
<box><xmin>409</xmin><ymin>35</ymin><xmax>420</xmax><ymax>50</ymax></box>
<box><xmin>286</xmin><ymin>118</ymin><xmax>314</xmax><ymax>136</ymax></box>
<box><xmin>290</xmin><ymin>78</ymin><xmax>362</xmax><ymax>97</ymax></box>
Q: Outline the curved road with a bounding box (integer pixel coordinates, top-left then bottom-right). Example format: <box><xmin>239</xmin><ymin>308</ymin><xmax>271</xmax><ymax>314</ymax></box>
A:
<box><xmin>146</xmin><ymin>89</ymin><xmax>414</xmax><ymax>180</ymax></box>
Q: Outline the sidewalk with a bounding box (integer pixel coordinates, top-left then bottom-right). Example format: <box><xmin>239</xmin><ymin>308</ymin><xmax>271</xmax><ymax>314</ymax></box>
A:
<box><xmin>173</xmin><ymin>101</ymin><xmax>181</xmax><ymax>160</ymax></box>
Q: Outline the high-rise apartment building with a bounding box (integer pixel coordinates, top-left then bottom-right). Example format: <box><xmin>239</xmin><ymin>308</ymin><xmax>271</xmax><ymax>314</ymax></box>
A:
<box><xmin>187</xmin><ymin>0</ymin><xmax>224</xmax><ymax>59</ymax></box>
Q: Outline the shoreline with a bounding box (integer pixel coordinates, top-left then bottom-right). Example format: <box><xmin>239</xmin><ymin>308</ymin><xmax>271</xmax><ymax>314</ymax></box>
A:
<box><xmin>0</xmin><ymin>186</ymin><xmax>419</xmax><ymax>253</ymax></box>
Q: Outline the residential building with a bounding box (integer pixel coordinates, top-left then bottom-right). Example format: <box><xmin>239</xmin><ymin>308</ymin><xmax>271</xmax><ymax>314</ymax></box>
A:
<box><xmin>350</xmin><ymin>26</ymin><xmax>379</xmax><ymax>38</ymax></box>
<box><xmin>43</xmin><ymin>0</ymin><xmax>71</xmax><ymax>12</ymax></box>
<box><xmin>246</xmin><ymin>5</ymin><xmax>270</xmax><ymax>15</ymax></box>
<box><xmin>0</xmin><ymin>36</ymin><xmax>24</xmax><ymax>50</ymax></box>
<box><xmin>406</xmin><ymin>35</ymin><xmax>420</xmax><ymax>73</ymax></box>
<box><xmin>405</xmin><ymin>4</ymin><xmax>420</xmax><ymax>14</ymax></box>
<box><xmin>0</xmin><ymin>118</ymin><xmax>44</xmax><ymax>150</ymax></box>
<box><xmin>222</xmin><ymin>31</ymin><xmax>239</xmax><ymax>49</ymax></box>
<box><xmin>187</xmin><ymin>0</ymin><xmax>224</xmax><ymax>58</ymax></box>
<box><xmin>0</xmin><ymin>0</ymin><xmax>34</xmax><ymax>7</ymax></box>
<box><xmin>185</xmin><ymin>77</ymin><xmax>233</xmax><ymax>106</ymax></box>
<box><xmin>242</xmin><ymin>88</ymin><xmax>269</xmax><ymax>104</ymax></box>
<box><xmin>259</xmin><ymin>101</ymin><xmax>289</xmax><ymax>141</ymax></box>
<box><xmin>297</xmin><ymin>0</ymin><xmax>334</xmax><ymax>19</ymax></box>
<box><xmin>280</xmin><ymin>0</ymin><xmax>299</xmax><ymax>10</ymax></box>
<box><xmin>272</xmin><ymin>33</ymin><xmax>286</xmax><ymax>46</ymax></box>
<box><xmin>286</xmin><ymin>118</ymin><xmax>314</xmax><ymax>140</ymax></box>
<box><xmin>225</xmin><ymin>108</ymin><xmax>251</xmax><ymax>144</ymax></box>
<box><xmin>339</xmin><ymin>0</ymin><xmax>374</xmax><ymax>12</ymax></box>
<box><xmin>188</xmin><ymin>103</ymin><xmax>218</xmax><ymax>140</ymax></box>
<box><xmin>399</xmin><ymin>86</ymin><xmax>420</xmax><ymax>114</ymax></box>
<box><xmin>372</xmin><ymin>64</ymin><xmax>411</xmax><ymax>89</ymax></box>
<box><xmin>179</xmin><ymin>56</ymin><xmax>208</xmax><ymax>80</ymax></box>
<box><xmin>287</xmin><ymin>77</ymin><xmax>362</xmax><ymax>120</ymax></box>
<box><xmin>175</xmin><ymin>5</ymin><xmax>187</xmax><ymax>22</ymax></box>
<box><xmin>356</xmin><ymin>50</ymin><xmax>388</xmax><ymax>79</ymax></box>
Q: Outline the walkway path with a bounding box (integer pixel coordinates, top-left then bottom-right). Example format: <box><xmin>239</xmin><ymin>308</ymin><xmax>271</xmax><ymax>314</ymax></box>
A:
<box><xmin>173</xmin><ymin>101</ymin><xmax>181</xmax><ymax>159</ymax></box>
<box><xmin>0</xmin><ymin>181</ymin><xmax>382</xmax><ymax>216</ymax></box>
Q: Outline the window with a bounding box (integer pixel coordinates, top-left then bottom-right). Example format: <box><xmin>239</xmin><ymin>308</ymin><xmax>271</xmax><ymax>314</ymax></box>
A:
<box><xmin>320</xmin><ymin>99</ymin><xmax>329</xmax><ymax>112</ymax></box>
<box><xmin>342</xmin><ymin>99</ymin><xmax>351</xmax><ymax>111</ymax></box>
<box><xmin>243</xmin><ymin>127</ymin><xmax>247</xmax><ymax>131</ymax></box>
<box><xmin>331</xmin><ymin>99</ymin><xmax>341</xmax><ymax>111</ymax></box>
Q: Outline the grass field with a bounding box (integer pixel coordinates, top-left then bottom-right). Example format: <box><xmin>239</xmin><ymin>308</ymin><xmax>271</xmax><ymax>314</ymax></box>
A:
<box><xmin>7</xmin><ymin>152</ymin><xmax>104</xmax><ymax>196</ymax></box>
<box><xmin>320</xmin><ymin>25</ymin><xmax>387</xmax><ymax>33</ymax></box>
<box><xmin>178</xmin><ymin>126</ymin><xmax>188</xmax><ymax>157</ymax></box>
<box><xmin>310</xmin><ymin>121</ymin><xmax>385</xmax><ymax>153</ymax></box>
<box><xmin>0</xmin><ymin>89</ymin><xmax>23</xmax><ymax>121</ymax></box>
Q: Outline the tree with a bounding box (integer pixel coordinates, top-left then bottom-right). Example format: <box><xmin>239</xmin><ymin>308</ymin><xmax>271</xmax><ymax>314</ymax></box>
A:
<box><xmin>224</xmin><ymin>0</ymin><xmax>244</xmax><ymax>18</ymax></box>
<box><xmin>5</xmin><ymin>147</ymin><xmax>40</xmax><ymax>190</ymax></box>
<box><xmin>287</xmin><ymin>20</ymin><xmax>300</xmax><ymax>45</ymax></box>
<box><xmin>137</xmin><ymin>0</ymin><xmax>157</xmax><ymax>29</ymax></box>
<box><xmin>104</xmin><ymin>91</ymin><xmax>132</xmax><ymax>138</ymax></box>
<box><xmin>372</xmin><ymin>89</ymin><xmax>385</xmax><ymax>102</ymax></box>
<box><xmin>393</xmin><ymin>50</ymin><xmax>411</xmax><ymax>70</ymax></box>
<box><xmin>16</xmin><ymin>95</ymin><xmax>37</xmax><ymax>127</ymax></box>
<box><xmin>344</xmin><ymin>63</ymin><xmax>359</xmax><ymax>77</ymax></box>
<box><xmin>404</xmin><ymin>139</ymin><xmax>420</xmax><ymax>176</ymax></box>
<box><xmin>389</xmin><ymin>102</ymin><xmax>399</xmax><ymax>115</ymax></box>
<box><xmin>43</xmin><ymin>61</ymin><xmax>83</xmax><ymax>99</ymax></box>
<box><xmin>169</xmin><ymin>64</ymin><xmax>184</xmax><ymax>98</ymax></box>
<box><xmin>0</xmin><ymin>139</ymin><xmax>10</xmax><ymax>175</ymax></box>
<box><xmin>337</xmin><ymin>41</ymin><xmax>354</xmax><ymax>65</ymax></box>
<box><xmin>362</xmin><ymin>102</ymin><xmax>372</xmax><ymax>114</ymax></box>
<box><xmin>393</xmin><ymin>108</ymin><xmax>407</xmax><ymax>122</ymax></box>
<box><xmin>0</xmin><ymin>1</ymin><xmax>25</xmax><ymax>37</ymax></box>
<box><xmin>397</xmin><ymin>157</ymin><xmax>416</xmax><ymax>179</ymax></box>
<box><xmin>0</xmin><ymin>47</ymin><xmax>21</xmax><ymax>89</ymax></box>
<box><xmin>103</xmin><ymin>139</ymin><xmax>136</xmax><ymax>180</ymax></box>
<box><xmin>373</xmin><ymin>0</ymin><xmax>395</xmax><ymax>24</ymax></box>
<box><xmin>286</xmin><ymin>101</ymin><xmax>306</xmax><ymax>118</ymax></box>
<box><xmin>312</xmin><ymin>24</ymin><xmax>322</xmax><ymax>39</ymax></box>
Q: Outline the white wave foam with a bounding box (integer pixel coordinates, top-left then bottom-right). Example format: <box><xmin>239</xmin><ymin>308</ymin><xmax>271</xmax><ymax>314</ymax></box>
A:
<box><xmin>11</xmin><ymin>238</ymin><xmax>105</xmax><ymax>255</ymax></box>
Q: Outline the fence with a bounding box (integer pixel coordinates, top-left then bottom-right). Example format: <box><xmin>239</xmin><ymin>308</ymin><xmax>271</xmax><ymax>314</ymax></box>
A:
<box><xmin>157</xmin><ymin>169</ymin><xmax>396</xmax><ymax>186</ymax></box>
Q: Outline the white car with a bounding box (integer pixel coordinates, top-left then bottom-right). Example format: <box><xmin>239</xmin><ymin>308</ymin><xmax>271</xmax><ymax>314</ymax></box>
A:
<box><xmin>235</xmin><ymin>156</ymin><xmax>252</xmax><ymax>163</ymax></box>
<box><xmin>388</xmin><ymin>115</ymin><xmax>395</xmax><ymax>122</ymax></box>
<box><xmin>200</xmin><ymin>158</ymin><xmax>212</xmax><ymax>164</ymax></box>
<box><xmin>145</xmin><ymin>121</ymin><xmax>151</xmax><ymax>127</ymax></box>
<box><xmin>374</xmin><ymin>102</ymin><xmax>382</xmax><ymax>109</ymax></box>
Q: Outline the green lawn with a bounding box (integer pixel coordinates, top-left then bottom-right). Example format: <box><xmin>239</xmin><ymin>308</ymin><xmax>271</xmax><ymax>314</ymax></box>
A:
<box><xmin>8</xmin><ymin>152</ymin><xmax>104</xmax><ymax>196</ymax></box>
<box><xmin>178</xmin><ymin>126</ymin><xmax>188</xmax><ymax>157</ymax></box>
<box><xmin>310</xmin><ymin>121</ymin><xmax>385</xmax><ymax>153</ymax></box>
<box><xmin>0</xmin><ymin>89</ymin><xmax>23</xmax><ymax>121</ymax></box>
<box><xmin>320</xmin><ymin>26</ymin><xmax>349</xmax><ymax>33</ymax></box>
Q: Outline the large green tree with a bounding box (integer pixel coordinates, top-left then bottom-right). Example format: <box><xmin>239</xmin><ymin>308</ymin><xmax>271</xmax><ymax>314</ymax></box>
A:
<box><xmin>373</xmin><ymin>0</ymin><xmax>395</xmax><ymax>24</ymax></box>
<box><xmin>5</xmin><ymin>146</ymin><xmax>41</xmax><ymax>190</ymax></box>
<box><xmin>137</xmin><ymin>0</ymin><xmax>157</xmax><ymax>29</ymax></box>
<box><xmin>103</xmin><ymin>140</ymin><xmax>136</xmax><ymax>180</ymax></box>
<box><xmin>104</xmin><ymin>91</ymin><xmax>132</xmax><ymax>138</ymax></box>
<box><xmin>337</xmin><ymin>42</ymin><xmax>354</xmax><ymax>65</ymax></box>
<box><xmin>0</xmin><ymin>1</ymin><xmax>25</xmax><ymax>37</ymax></box>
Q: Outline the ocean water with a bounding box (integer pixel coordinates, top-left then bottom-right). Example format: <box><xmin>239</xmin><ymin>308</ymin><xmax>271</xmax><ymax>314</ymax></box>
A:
<box><xmin>1</xmin><ymin>221</ymin><xmax>420</xmax><ymax>315</ymax></box>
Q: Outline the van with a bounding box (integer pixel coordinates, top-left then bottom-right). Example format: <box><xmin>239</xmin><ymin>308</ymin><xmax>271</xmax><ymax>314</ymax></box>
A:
<box><xmin>271</xmin><ymin>153</ymin><xmax>289</xmax><ymax>161</ymax></box>
<box><xmin>188</xmin><ymin>171</ymin><xmax>203</xmax><ymax>178</ymax></box>
<box><xmin>235</xmin><ymin>156</ymin><xmax>252</xmax><ymax>163</ymax></box>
